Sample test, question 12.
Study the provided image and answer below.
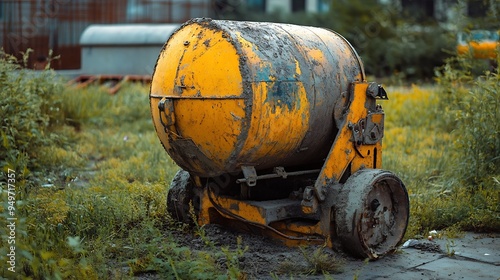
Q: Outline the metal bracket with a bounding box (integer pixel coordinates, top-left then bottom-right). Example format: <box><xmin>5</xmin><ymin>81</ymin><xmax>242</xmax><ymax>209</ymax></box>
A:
<box><xmin>363</xmin><ymin>112</ymin><xmax>384</xmax><ymax>145</ymax></box>
<box><xmin>349</xmin><ymin>111</ymin><xmax>385</xmax><ymax>149</ymax></box>
<box><xmin>274</xmin><ymin>167</ymin><xmax>287</xmax><ymax>179</ymax></box>
<box><xmin>241</xmin><ymin>165</ymin><xmax>257</xmax><ymax>187</ymax></box>
<box><xmin>367</xmin><ymin>82</ymin><xmax>388</xmax><ymax>100</ymax></box>
<box><xmin>300</xmin><ymin>185</ymin><xmax>318</xmax><ymax>212</ymax></box>
<box><xmin>349</xmin><ymin>118</ymin><xmax>365</xmax><ymax>147</ymax></box>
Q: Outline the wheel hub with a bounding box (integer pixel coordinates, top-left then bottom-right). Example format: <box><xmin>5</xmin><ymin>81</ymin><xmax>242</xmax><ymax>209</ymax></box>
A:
<box><xmin>335</xmin><ymin>169</ymin><xmax>409</xmax><ymax>259</ymax></box>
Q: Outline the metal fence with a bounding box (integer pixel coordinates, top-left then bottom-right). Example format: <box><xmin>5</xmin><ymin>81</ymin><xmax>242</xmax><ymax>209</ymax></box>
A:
<box><xmin>1</xmin><ymin>0</ymin><xmax>215</xmax><ymax>69</ymax></box>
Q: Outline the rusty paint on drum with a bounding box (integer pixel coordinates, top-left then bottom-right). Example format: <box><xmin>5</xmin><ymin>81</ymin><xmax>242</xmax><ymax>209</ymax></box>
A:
<box><xmin>150</xmin><ymin>18</ymin><xmax>365</xmax><ymax>177</ymax></box>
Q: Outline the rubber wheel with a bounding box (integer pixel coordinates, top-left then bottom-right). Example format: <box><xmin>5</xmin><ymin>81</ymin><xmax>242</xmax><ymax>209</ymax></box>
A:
<box><xmin>167</xmin><ymin>169</ymin><xmax>196</xmax><ymax>223</ymax></box>
<box><xmin>335</xmin><ymin>169</ymin><xmax>409</xmax><ymax>259</ymax></box>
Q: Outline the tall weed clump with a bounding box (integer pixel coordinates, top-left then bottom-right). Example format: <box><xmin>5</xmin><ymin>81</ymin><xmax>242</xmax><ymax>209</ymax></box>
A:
<box><xmin>384</xmin><ymin>79</ymin><xmax>498</xmax><ymax>236</ymax></box>
<box><xmin>433</xmin><ymin>53</ymin><xmax>499</xmax><ymax>231</ymax></box>
<box><xmin>435</xmin><ymin>54</ymin><xmax>500</xmax><ymax>188</ymax></box>
<box><xmin>0</xmin><ymin>50</ymin><xmax>97</xmax><ymax>279</ymax></box>
<box><xmin>0</xmin><ymin>50</ymin><xmax>65</xmax><ymax>185</ymax></box>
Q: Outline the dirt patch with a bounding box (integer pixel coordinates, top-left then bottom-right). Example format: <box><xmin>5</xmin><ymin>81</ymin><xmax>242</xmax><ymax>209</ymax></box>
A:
<box><xmin>411</xmin><ymin>241</ymin><xmax>443</xmax><ymax>253</ymax></box>
<box><xmin>171</xmin><ymin>224</ymin><xmax>348</xmax><ymax>279</ymax></box>
<box><xmin>402</xmin><ymin>239</ymin><xmax>443</xmax><ymax>253</ymax></box>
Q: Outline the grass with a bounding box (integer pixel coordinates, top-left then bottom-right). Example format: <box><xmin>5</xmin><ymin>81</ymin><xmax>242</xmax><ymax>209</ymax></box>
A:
<box><xmin>383</xmin><ymin>79</ymin><xmax>499</xmax><ymax>238</ymax></box>
<box><xmin>0</xmin><ymin>51</ymin><xmax>498</xmax><ymax>279</ymax></box>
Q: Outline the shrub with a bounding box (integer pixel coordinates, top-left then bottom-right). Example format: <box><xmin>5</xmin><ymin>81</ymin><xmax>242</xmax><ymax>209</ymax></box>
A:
<box><xmin>435</xmin><ymin>53</ymin><xmax>500</xmax><ymax>188</ymax></box>
<box><xmin>0</xmin><ymin>49</ymin><xmax>65</xmax><ymax>187</ymax></box>
<box><xmin>384</xmin><ymin>74</ymin><xmax>499</xmax><ymax>236</ymax></box>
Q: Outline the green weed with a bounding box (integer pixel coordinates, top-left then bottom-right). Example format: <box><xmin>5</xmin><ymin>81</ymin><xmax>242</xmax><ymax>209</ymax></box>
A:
<box><xmin>277</xmin><ymin>245</ymin><xmax>344</xmax><ymax>276</ymax></box>
<box><xmin>383</xmin><ymin>53</ymin><xmax>500</xmax><ymax>238</ymax></box>
<box><xmin>300</xmin><ymin>245</ymin><xmax>344</xmax><ymax>275</ymax></box>
<box><xmin>445</xmin><ymin>239</ymin><xmax>456</xmax><ymax>257</ymax></box>
<box><xmin>0</xmin><ymin>49</ymin><xmax>66</xmax><ymax>188</ymax></box>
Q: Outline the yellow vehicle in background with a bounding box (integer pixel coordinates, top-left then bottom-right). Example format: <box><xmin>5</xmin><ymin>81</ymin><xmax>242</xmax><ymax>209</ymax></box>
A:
<box><xmin>457</xmin><ymin>29</ymin><xmax>499</xmax><ymax>59</ymax></box>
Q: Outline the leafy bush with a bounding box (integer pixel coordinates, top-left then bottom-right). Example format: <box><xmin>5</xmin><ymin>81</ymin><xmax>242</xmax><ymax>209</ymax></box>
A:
<box><xmin>0</xmin><ymin>50</ymin><xmax>94</xmax><ymax>279</ymax></box>
<box><xmin>453</xmin><ymin>72</ymin><xmax>499</xmax><ymax>186</ymax></box>
<box><xmin>384</xmin><ymin>82</ymin><xmax>499</xmax><ymax>237</ymax></box>
<box><xmin>435</xmin><ymin>53</ymin><xmax>500</xmax><ymax>188</ymax></box>
<box><xmin>0</xmin><ymin>50</ymin><xmax>65</xmax><ymax>186</ymax></box>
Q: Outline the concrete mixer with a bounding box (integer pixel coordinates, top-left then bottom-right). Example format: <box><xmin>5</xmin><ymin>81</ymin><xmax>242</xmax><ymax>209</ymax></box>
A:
<box><xmin>150</xmin><ymin>18</ymin><xmax>409</xmax><ymax>259</ymax></box>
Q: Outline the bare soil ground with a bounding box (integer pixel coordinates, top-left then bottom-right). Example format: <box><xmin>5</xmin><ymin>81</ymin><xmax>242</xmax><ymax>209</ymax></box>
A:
<box><xmin>163</xmin><ymin>223</ymin><xmax>342</xmax><ymax>278</ymax></box>
<box><xmin>132</xmin><ymin>223</ymin><xmax>500</xmax><ymax>280</ymax></box>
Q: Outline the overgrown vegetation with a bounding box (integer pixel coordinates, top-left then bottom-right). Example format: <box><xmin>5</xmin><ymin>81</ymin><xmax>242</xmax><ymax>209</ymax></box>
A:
<box><xmin>1</xmin><ymin>42</ymin><xmax>499</xmax><ymax>279</ymax></box>
<box><xmin>0</xmin><ymin>49</ymin><xmax>65</xmax><ymax>192</ymax></box>
<box><xmin>435</xmin><ymin>54</ymin><xmax>500</xmax><ymax>188</ymax></box>
<box><xmin>0</xmin><ymin>51</ymin><xmax>248</xmax><ymax>279</ymax></box>
<box><xmin>384</xmin><ymin>53</ymin><xmax>499</xmax><ymax>237</ymax></box>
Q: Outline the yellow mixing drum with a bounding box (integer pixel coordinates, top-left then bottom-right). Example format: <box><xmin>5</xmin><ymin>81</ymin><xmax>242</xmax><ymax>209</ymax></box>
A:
<box><xmin>150</xmin><ymin>18</ymin><xmax>409</xmax><ymax>259</ymax></box>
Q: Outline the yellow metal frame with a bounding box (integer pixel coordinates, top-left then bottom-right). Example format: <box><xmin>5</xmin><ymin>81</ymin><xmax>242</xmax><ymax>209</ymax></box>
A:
<box><xmin>302</xmin><ymin>82</ymin><xmax>383</xmax><ymax>213</ymax></box>
<box><xmin>196</xmin><ymin>81</ymin><xmax>385</xmax><ymax>246</ymax></box>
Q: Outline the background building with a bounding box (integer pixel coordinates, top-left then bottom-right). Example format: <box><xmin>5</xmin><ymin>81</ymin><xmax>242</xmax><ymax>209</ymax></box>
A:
<box><xmin>0</xmin><ymin>0</ymin><xmax>213</xmax><ymax>69</ymax></box>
